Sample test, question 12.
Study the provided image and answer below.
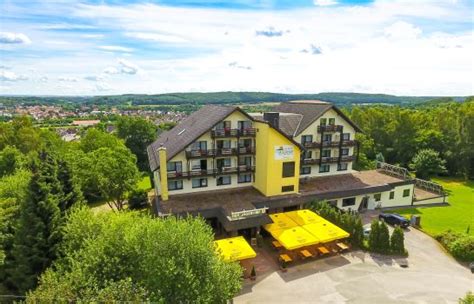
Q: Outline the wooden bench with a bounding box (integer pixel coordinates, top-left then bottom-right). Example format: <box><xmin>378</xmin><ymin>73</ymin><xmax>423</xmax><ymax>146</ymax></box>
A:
<box><xmin>336</xmin><ymin>242</ymin><xmax>349</xmax><ymax>251</ymax></box>
<box><xmin>299</xmin><ymin>249</ymin><xmax>313</xmax><ymax>259</ymax></box>
<box><xmin>272</xmin><ymin>240</ymin><xmax>282</xmax><ymax>249</ymax></box>
<box><xmin>279</xmin><ymin>254</ymin><xmax>292</xmax><ymax>263</ymax></box>
<box><xmin>317</xmin><ymin>246</ymin><xmax>330</xmax><ymax>255</ymax></box>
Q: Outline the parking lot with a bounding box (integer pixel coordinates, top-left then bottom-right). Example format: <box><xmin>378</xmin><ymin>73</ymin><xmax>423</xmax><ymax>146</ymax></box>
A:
<box><xmin>235</xmin><ymin>218</ymin><xmax>473</xmax><ymax>303</ymax></box>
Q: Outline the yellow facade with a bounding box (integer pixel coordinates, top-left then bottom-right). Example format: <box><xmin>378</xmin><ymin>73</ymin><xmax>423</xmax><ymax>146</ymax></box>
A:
<box><xmin>254</xmin><ymin>121</ymin><xmax>300</xmax><ymax>197</ymax></box>
<box><xmin>158</xmin><ymin>147</ymin><xmax>169</xmax><ymax>201</ymax></box>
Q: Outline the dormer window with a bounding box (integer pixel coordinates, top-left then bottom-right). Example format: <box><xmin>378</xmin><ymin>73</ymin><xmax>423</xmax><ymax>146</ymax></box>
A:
<box><xmin>320</xmin><ymin>118</ymin><xmax>327</xmax><ymax>126</ymax></box>
<box><xmin>191</xmin><ymin>141</ymin><xmax>207</xmax><ymax>151</ymax></box>
<box><xmin>238</xmin><ymin>120</ymin><xmax>252</xmax><ymax>130</ymax></box>
<box><xmin>329</xmin><ymin>118</ymin><xmax>336</xmax><ymax>125</ymax></box>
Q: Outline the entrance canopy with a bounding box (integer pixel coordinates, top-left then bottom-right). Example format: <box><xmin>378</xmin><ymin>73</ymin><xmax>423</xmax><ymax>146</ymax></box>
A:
<box><xmin>267</xmin><ymin>226</ymin><xmax>319</xmax><ymax>250</ymax></box>
<box><xmin>214</xmin><ymin>236</ymin><xmax>257</xmax><ymax>262</ymax></box>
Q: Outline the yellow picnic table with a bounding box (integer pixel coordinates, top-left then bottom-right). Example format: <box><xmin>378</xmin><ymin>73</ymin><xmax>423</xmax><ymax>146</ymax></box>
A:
<box><xmin>272</xmin><ymin>240</ymin><xmax>282</xmax><ymax>249</ymax></box>
<box><xmin>336</xmin><ymin>242</ymin><xmax>349</xmax><ymax>251</ymax></box>
<box><xmin>279</xmin><ymin>254</ymin><xmax>292</xmax><ymax>263</ymax></box>
<box><xmin>317</xmin><ymin>246</ymin><xmax>330</xmax><ymax>255</ymax></box>
<box><xmin>300</xmin><ymin>249</ymin><xmax>313</xmax><ymax>259</ymax></box>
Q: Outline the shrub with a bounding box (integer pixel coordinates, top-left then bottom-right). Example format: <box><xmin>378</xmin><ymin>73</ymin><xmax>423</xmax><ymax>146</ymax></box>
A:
<box><xmin>435</xmin><ymin>230</ymin><xmax>474</xmax><ymax>261</ymax></box>
<box><xmin>459</xmin><ymin>291</ymin><xmax>474</xmax><ymax>304</ymax></box>
<box><xmin>390</xmin><ymin>227</ymin><xmax>405</xmax><ymax>254</ymax></box>
<box><xmin>368</xmin><ymin>220</ymin><xmax>391</xmax><ymax>253</ymax></box>
<box><xmin>128</xmin><ymin>189</ymin><xmax>148</xmax><ymax>210</ymax></box>
<box><xmin>368</xmin><ymin>220</ymin><xmax>380</xmax><ymax>251</ymax></box>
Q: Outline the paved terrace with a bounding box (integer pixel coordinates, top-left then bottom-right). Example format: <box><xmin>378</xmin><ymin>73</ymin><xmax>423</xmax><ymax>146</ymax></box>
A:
<box><xmin>156</xmin><ymin>170</ymin><xmax>426</xmax><ymax>218</ymax></box>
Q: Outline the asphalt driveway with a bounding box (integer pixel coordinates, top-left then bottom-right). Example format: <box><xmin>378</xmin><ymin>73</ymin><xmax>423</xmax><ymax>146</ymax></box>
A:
<box><xmin>234</xmin><ymin>227</ymin><xmax>473</xmax><ymax>303</ymax></box>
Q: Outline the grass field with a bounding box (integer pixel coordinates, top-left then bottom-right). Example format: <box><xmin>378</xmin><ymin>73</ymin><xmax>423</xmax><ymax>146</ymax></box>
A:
<box><xmin>392</xmin><ymin>177</ymin><xmax>474</xmax><ymax>236</ymax></box>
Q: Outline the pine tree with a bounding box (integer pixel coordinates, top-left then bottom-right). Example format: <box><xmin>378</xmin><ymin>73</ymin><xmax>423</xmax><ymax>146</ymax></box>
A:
<box><xmin>378</xmin><ymin>222</ymin><xmax>390</xmax><ymax>253</ymax></box>
<box><xmin>351</xmin><ymin>217</ymin><xmax>364</xmax><ymax>248</ymax></box>
<box><xmin>56</xmin><ymin>159</ymin><xmax>83</xmax><ymax>214</ymax></box>
<box><xmin>368</xmin><ymin>220</ymin><xmax>380</xmax><ymax>251</ymax></box>
<box><xmin>390</xmin><ymin>227</ymin><xmax>405</xmax><ymax>254</ymax></box>
<box><xmin>6</xmin><ymin>152</ymin><xmax>62</xmax><ymax>294</ymax></box>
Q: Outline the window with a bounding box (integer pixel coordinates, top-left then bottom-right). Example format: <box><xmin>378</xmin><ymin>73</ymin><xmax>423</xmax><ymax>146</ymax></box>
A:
<box><xmin>342</xmin><ymin>197</ymin><xmax>356</xmax><ymax>207</ymax></box>
<box><xmin>192</xmin><ymin>178</ymin><xmax>208</xmax><ymax>188</ymax></box>
<box><xmin>319</xmin><ymin>164</ymin><xmax>330</xmax><ymax>173</ymax></box>
<box><xmin>342</xmin><ymin>133</ymin><xmax>351</xmax><ymax>141</ymax></box>
<box><xmin>374</xmin><ymin>193</ymin><xmax>381</xmax><ymax>201</ymax></box>
<box><xmin>341</xmin><ymin>148</ymin><xmax>349</xmax><ymax>156</ymax></box>
<box><xmin>322</xmin><ymin>149</ymin><xmax>331</xmax><ymax>157</ymax></box>
<box><xmin>239</xmin><ymin>138</ymin><xmax>252</xmax><ymax>148</ymax></box>
<box><xmin>238</xmin><ymin>120</ymin><xmax>251</xmax><ymax>130</ymax></box>
<box><xmin>301</xmin><ymin>166</ymin><xmax>311</xmax><ymax>175</ymax></box>
<box><xmin>238</xmin><ymin>173</ymin><xmax>252</xmax><ymax>183</ymax></box>
<box><xmin>215</xmin><ymin>120</ymin><xmax>231</xmax><ymax>130</ymax></box>
<box><xmin>301</xmin><ymin>135</ymin><xmax>313</xmax><ymax>144</ymax></box>
<box><xmin>320</xmin><ymin>118</ymin><xmax>327</xmax><ymax>126</ymax></box>
<box><xmin>338</xmin><ymin>163</ymin><xmax>348</xmax><ymax>171</ymax></box>
<box><xmin>191</xmin><ymin>141</ymin><xmax>207</xmax><ymax>150</ymax></box>
<box><xmin>167</xmin><ymin>161</ymin><xmax>182</xmax><ymax>172</ymax></box>
<box><xmin>303</xmin><ymin>150</ymin><xmax>312</xmax><ymax>159</ymax></box>
<box><xmin>282</xmin><ymin>162</ymin><xmax>295</xmax><ymax>178</ymax></box>
<box><xmin>217</xmin><ymin>176</ymin><xmax>231</xmax><ymax>186</ymax></box>
<box><xmin>168</xmin><ymin>180</ymin><xmax>183</xmax><ymax>191</ymax></box>
<box><xmin>239</xmin><ymin>156</ymin><xmax>252</xmax><ymax>166</ymax></box>
<box><xmin>282</xmin><ymin>185</ymin><xmax>294</xmax><ymax>192</ymax></box>
<box><xmin>389</xmin><ymin>191</ymin><xmax>395</xmax><ymax>200</ymax></box>
<box><xmin>191</xmin><ymin>160</ymin><xmax>202</xmax><ymax>171</ymax></box>
<box><xmin>328</xmin><ymin>118</ymin><xmax>336</xmax><ymax>125</ymax></box>
<box><xmin>323</xmin><ymin>134</ymin><xmax>332</xmax><ymax>142</ymax></box>
<box><xmin>328</xmin><ymin>200</ymin><xmax>338</xmax><ymax>207</ymax></box>
<box><xmin>403</xmin><ymin>189</ymin><xmax>411</xmax><ymax>197</ymax></box>
<box><xmin>217</xmin><ymin>140</ymin><xmax>231</xmax><ymax>149</ymax></box>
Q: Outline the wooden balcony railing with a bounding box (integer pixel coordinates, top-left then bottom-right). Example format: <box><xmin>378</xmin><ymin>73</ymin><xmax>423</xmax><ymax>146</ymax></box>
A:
<box><xmin>317</xmin><ymin>125</ymin><xmax>343</xmax><ymax>133</ymax></box>
<box><xmin>238</xmin><ymin>146</ymin><xmax>255</xmax><ymax>154</ymax></box>
<box><xmin>185</xmin><ymin>149</ymin><xmax>216</xmax><ymax>158</ymax></box>
<box><xmin>211</xmin><ymin>128</ymin><xmax>256</xmax><ymax>138</ymax></box>
<box><xmin>303</xmin><ymin>140</ymin><xmax>358</xmax><ymax>149</ymax></box>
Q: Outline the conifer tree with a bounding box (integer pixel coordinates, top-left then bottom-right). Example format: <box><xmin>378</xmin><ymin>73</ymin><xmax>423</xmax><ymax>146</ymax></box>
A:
<box><xmin>368</xmin><ymin>220</ymin><xmax>380</xmax><ymax>251</ymax></box>
<box><xmin>378</xmin><ymin>221</ymin><xmax>391</xmax><ymax>253</ymax></box>
<box><xmin>7</xmin><ymin>151</ymin><xmax>62</xmax><ymax>294</ymax></box>
<box><xmin>390</xmin><ymin>227</ymin><xmax>405</xmax><ymax>254</ymax></box>
<box><xmin>56</xmin><ymin>159</ymin><xmax>83</xmax><ymax>214</ymax></box>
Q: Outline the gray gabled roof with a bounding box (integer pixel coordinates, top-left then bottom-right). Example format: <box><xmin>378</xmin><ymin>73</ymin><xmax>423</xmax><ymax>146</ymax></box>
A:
<box><xmin>272</xmin><ymin>100</ymin><xmax>363</xmax><ymax>135</ymax></box>
<box><xmin>249</xmin><ymin>113</ymin><xmax>303</xmax><ymax>137</ymax></box>
<box><xmin>147</xmin><ymin>105</ymin><xmax>245</xmax><ymax>172</ymax></box>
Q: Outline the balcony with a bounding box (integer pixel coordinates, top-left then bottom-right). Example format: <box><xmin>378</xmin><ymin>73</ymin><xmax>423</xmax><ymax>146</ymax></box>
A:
<box><xmin>340</xmin><ymin>155</ymin><xmax>357</xmax><ymax>162</ymax></box>
<box><xmin>211</xmin><ymin>128</ymin><xmax>256</xmax><ymax>138</ymax></box>
<box><xmin>303</xmin><ymin>140</ymin><xmax>358</xmax><ymax>149</ymax></box>
<box><xmin>317</xmin><ymin>125</ymin><xmax>343</xmax><ymax>133</ymax></box>
<box><xmin>320</xmin><ymin>156</ymin><xmax>339</xmax><ymax>163</ymax></box>
<box><xmin>302</xmin><ymin>158</ymin><xmax>321</xmax><ymax>165</ymax></box>
<box><xmin>238</xmin><ymin>165</ymin><xmax>255</xmax><ymax>173</ymax></box>
<box><xmin>185</xmin><ymin>149</ymin><xmax>216</xmax><ymax>159</ymax></box>
<box><xmin>167</xmin><ymin>171</ymin><xmax>190</xmax><ymax>179</ymax></box>
<box><xmin>216</xmin><ymin>148</ymin><xmax>237</xmax><ymax>157</ymax></box>
<box><xmin>216</xmin><ymin>166</ymin><xmax>238</xmax><ymax>174</ymax></box>
<box><xmin>238</xmin><ymin>146</ymin><xmax>255</xmax><ymax>155</ymax></box>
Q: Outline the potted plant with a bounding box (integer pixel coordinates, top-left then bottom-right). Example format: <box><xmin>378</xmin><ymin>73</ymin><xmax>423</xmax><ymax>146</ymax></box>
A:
<box><xmin>280</xmin><ymin>260</ymin><xmax>287</xmax><ymax>272</ymax></box>
<box><xmin>250</xmin><ymin>265</ymin><xmax>256</xmax><ymax>281</ymax></box>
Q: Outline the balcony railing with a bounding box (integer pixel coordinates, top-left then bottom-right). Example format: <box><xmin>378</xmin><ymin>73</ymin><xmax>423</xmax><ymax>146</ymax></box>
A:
<box><xmin>320</xmin><ymin>156</ymin><xmax>340</xmax><ymax>163</ymax></box>
<box><xmin>317</xmin><ymin>125</ymin><xmax>343</xmax><ymax>133</ymax></box>
<box><xmin>216</xmin><ymin>166</ymin><xmax>238</xmax><ymax>174</ymax></box>
<box><xmin>216</xmin><ymin>148</ymin><xmax>236</xmax><ymax>156</ymax></box>
<box><xmin>185</xmin><ymin>149</ymin><xmax>216</xmax><ymax>158</ymax></box>
<box><xmin>303</xmin><ymin>140</ymin><xmax>358</xmax><ymax>149</ymax></box>
<box><xmin>302</xmin><ymin>158</ymin><xmax>321</xmax><ymax>165</ymax></box>
<box><xmin>238</xmin><ymin>165</ymin><xmax>255</xmax><ymax>173</ymax></box>
<box><xmin>211</xmin><ymin>128</ymin><xmax>256</xmax><ymax>138</ymax></box>
<box><xmin>340</xmin><ymin>155</ymin><xmax>357</xmax><ymax>162</ymax></box>
<box><xmin>167</xmin><ymin>166</ymin><xmax>255</xmax><ymax>179</ymax></box>
<box><xmin>238</xmin><ymin>146</ymin><xmax>255</xmax><ymax>154</ymax></box>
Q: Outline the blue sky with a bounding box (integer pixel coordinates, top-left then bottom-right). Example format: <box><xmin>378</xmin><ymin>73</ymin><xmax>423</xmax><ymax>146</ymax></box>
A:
<box><xmin>0</xmin><ymin>0</ymin><xmax>473</xmax><ymax>96</ymax></box>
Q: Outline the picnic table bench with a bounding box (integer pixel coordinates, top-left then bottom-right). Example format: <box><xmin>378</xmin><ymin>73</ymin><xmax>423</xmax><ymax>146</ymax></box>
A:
<box><xmin>279</xmin><ymin>254</ymin><xmax>292</xmax><ymax>263</ymax></box>
<box><xmin>299</xmin><ymin>249</ymin><xmax>313</xmax><ymax>259</ymax></box>
<box><xmin>317</xmin><ymin>246</ymin><xmax>330</xmax><ymax>255</ymax></box>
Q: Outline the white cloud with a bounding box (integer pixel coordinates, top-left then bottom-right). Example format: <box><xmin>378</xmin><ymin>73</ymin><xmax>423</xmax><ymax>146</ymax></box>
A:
<box><xmin>384</xmin><ymin>21</ymin><xmax>422</xmax><ymax>40</ymax></box>
<box><xmin>58</xmin><ymin>77</ymin><xmax>78</xmax><ymax>82</ymax></box>
<box><xmin>98</xmin><ymin>45</ymin><xmax>133</xmax><ymax>52</ymax></box>
<box><xmin>125</xmin><ymin>32</ymin><xmax>187</xmax><ymax>43</ymax></box>
<box><xmin>0</xmin><ymin>70</ymin><xmax>28</xmax><ymax>81</ymax></box>
<box><xmin>96</xmin><ymin>82</ymin><xmax>113</xmax><ymax>91</ymax></box>
<box><xmin>314</xmin><ymin>0</ymin><xmax>337</xmax><ymax>6</ymax></box>
<box><xmin>103</xmin><ymin>67</ymin><xmax>120</xmax><ymax>75</ymax></box>
<box><xmin>118</xmin><ymin>59</ymin><xmax>139</xmax><ymax>74</ymax></box>
<box><xmin>0</xmin><ymin>32</ymin><xmax>31</xmax><ymax>44</ymax></box>
<box><xmin>84</xmin><ymin>75</ymin><xmax>104</xmax><ymax>81</ymax></box>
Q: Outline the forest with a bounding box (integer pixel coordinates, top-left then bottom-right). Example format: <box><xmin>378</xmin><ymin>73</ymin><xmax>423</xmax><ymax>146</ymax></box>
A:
<box><xmin>0</xmin><ymin>97</ymin><xmax>472</xmax><ymax>301</ymax></box>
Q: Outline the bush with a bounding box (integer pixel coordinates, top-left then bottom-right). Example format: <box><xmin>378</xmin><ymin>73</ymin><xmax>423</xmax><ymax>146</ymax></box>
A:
<box><xmin>128</xmin><ymin>189</ymin><xmax>148</xmax><ymax>210</ymax></box>
<box><xmin>435</xmin><ymin>230</ymin><xmax>474</xmax><ymax>261</ymax></box>
<box><xmin>459</xmin><ymin>291</ymin><xmax>474</xmax><ymax>304</ymax></box>
<box><xmin>368</xmin><ymin>220</ymin><xmax>391</xmax><ymax>253</ymax></box>
<box><xmin>390</xmin><ymin>227</ymin><xmax>405</xmax><ymax>254</ymax></box>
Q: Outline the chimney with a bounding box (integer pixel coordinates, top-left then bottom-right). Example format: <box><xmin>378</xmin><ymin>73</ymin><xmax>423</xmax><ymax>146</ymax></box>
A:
<box><xmin>263</xmin><ymin>112</ymin><xmax>280</xmax><ymax>129</ymax></box>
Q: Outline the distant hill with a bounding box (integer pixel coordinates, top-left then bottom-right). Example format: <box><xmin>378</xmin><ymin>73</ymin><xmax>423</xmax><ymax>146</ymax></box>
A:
<box><xmin>0</xmin><ymin>92</ymin><xmax>469</xmax><ymax>107</ymax></box>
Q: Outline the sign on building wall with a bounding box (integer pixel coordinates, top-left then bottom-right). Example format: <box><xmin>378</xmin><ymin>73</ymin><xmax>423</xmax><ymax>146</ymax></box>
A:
<box><xmin>274</xmin><ymin>145</ymin><xmax>294</xmax><ymax>160</ymax></box>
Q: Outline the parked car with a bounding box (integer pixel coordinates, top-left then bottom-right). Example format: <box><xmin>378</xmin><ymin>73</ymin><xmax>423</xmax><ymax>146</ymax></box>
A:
<box><xmin>379</xmin><ymin>213</ymin><xmax>410</xmax><ymax>228</ymax></box>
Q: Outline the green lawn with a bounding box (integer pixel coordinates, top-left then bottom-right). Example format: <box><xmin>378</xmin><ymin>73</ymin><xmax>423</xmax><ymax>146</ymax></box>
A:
<box><xmin>392</xmin><ymin>177</ymin><xmax>474</xmax><ymax>236</ymax></box>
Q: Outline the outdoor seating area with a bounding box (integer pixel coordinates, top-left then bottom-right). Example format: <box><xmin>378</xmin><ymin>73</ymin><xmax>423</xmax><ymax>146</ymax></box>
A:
<box><xmin>263</xmin><ymin>209</ymin><xmax>351</xmax><ymax>267</ymax></box>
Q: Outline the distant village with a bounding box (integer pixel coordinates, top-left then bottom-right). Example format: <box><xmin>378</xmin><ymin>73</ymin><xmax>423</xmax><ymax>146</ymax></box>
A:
<box><xmin>0</xmin><ymin>103</ymin><xmax>187</xmax><ymax>142</ymax></box>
